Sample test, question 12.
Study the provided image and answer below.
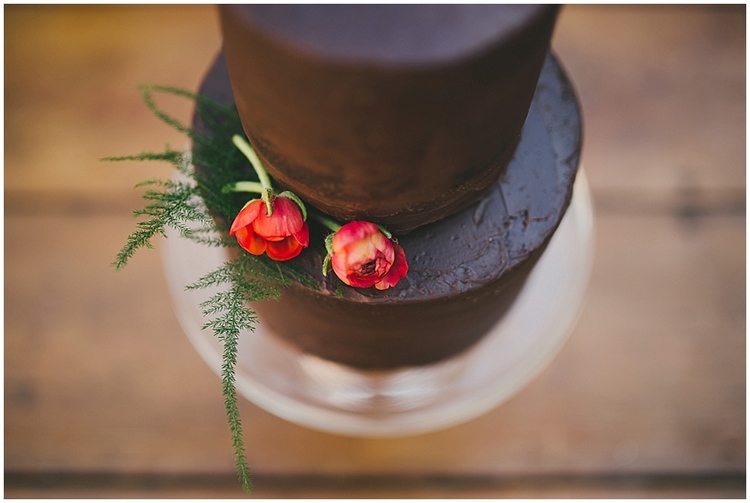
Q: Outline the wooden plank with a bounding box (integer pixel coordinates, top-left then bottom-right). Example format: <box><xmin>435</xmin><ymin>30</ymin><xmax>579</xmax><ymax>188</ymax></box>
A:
<box><xmin>5</xmin><ymin>210</ymin><xmax>744</xmax><ymax>477</ymax></box>
<box><xmin>554</xmin><ymin>5</ymin><xmax>745</xmax><ymax>193</ymax></box>
<box><xmin>4</xmin><ymin>472</ymin><xmax>745</xmax><ymax>499</ymax></box>
<box><xmin>5</xmin><ymin>5</ymin><xmax>220</xmax><ymax>194</ymax></box>
<box><xmin>4</xmin><ymin>213</ymin><xmax>237</xmax><ymax>474</ymax></box>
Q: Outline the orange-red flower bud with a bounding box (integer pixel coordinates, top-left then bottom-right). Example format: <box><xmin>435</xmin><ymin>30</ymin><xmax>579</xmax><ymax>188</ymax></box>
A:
<box><xmin>229</xmin><ymin>195</ymin><xmax>309</xmax><ymax>261</ymax></box>
<box><xmin>329</xmin><ymin>221</ymin><xmax>408</xmax><ymax>290</ymax></box>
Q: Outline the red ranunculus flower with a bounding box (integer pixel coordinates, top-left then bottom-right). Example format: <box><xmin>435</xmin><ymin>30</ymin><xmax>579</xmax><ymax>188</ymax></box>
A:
<box><xmin>230</xmin><ymin>195</ymin><xmax>310</xmax><ymax>261</ymax></box>
<box><xmin>330</xmin><ymin>221</ymin><xmax>408</xmax><ymax>290</ymax></box>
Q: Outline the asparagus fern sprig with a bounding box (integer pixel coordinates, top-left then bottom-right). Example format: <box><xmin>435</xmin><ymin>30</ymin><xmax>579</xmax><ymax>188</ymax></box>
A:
<box><xmin>105</xmin><ymin>85</ymin><xmax>294</xmax><ymax>494</ymax></box>
<box><xmin>105</xmin><ymin>151</ymin><xmax>210</xmax><ymax>269</ymax></box>
<box><xmin>185</xmin><ymin>254</ymin><xmax>289</xmax><ymax>494</ymax></box>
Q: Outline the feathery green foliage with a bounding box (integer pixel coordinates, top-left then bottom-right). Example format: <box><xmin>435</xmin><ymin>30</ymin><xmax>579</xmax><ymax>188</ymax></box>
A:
<box><xmin>106</xmin><ymin>85</ymin><xmax>309</xmax><ymax>494</ymax></box>
<box><xmin>186</xmin><ymin>256</ymin><xmax>279</xmax><ymax>494</ymax></box>
<box><xmin>107</xmin><ymin>162</ymin><xmax>210</xmax><ymax>270</ymax></box>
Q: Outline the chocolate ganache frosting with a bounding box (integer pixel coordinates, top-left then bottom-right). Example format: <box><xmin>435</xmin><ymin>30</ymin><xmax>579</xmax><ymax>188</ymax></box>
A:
<box><xmin>196</xmin><ymin>5</ymin><xmax>582</xmax><ymax>369</ymax></box>
<box><xmin>218</xmin><ymin>4</ymin><xmax>560</xmax><ymax>233</ymax></box>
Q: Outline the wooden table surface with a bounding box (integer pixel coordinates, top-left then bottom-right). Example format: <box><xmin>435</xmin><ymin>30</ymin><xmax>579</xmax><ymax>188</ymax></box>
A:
<box><xmin>5</xmin><ymin>5</ymin><xmax>745</xmax><ymax>498</ymax></box>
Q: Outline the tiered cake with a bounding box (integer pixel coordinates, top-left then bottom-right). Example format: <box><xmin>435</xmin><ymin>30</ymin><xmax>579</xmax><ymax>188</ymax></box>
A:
<box><xmin>195</xmin><ymin>5</ymin><xmax>581</xmax><ymax>369</ymax></box>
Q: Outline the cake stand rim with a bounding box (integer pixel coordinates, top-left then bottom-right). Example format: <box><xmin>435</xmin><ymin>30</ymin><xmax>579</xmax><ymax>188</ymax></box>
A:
<box><xmin>161</xmin><ymin>167</ymin><xmax>594</xmax><ymax>437</ymax></box>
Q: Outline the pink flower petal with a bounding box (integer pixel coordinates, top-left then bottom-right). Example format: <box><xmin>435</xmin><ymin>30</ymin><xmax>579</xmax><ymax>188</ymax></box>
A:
<box><xmin>229</xmin><ymin>199</ymin><xmax>263</xmax><ymax>236</ymax></box>
<box><xmin>234</xmin><ymin>225</ymin><xmax>266</xmax><ymax>256</ymax></box>
<box><xmin>331</xmin><ymin>221</ymin><xmax>382</xmax><ymax>253</ymax></box>
<box><xmin>253</xmin><ymin>196</ymin><xmax>305</xmax><ymax>240</ymax></box>
<box><xmin>375</xmin><ymin>244</ymin><xmax>409</xmax><ymax>290</ymax></box>
<box><xmin>293</xmin><ymin>222</ymin><xmax>310</xmax><ymax>248</ymax></box>
<box><xmin>265</xmin><ymin>235</ymin><xmax>304</xmax><ymax>261</ymax></box>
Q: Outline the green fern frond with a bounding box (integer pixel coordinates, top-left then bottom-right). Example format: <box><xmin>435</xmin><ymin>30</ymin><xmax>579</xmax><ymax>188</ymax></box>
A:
<box><xmin>111</xmin><ymin>85</ymin><xmax>320</xmax><ymax>494</ymax></box>
<box><xmin>197</xmin><ymin>284</ymin><xmax>255</xmax><ymax>494</ymax></box>
<box><xmin>112</xmin><ymin>176</ymin><xmax>207</xmax><ymax>270</ymax></box>
<box><xmin>189</xmin><ymin>254</ymin><xmax>287</xmax><ymax>303</ymax></box>
<box><xmin>138</xmin><ymin>85</ymin><xmax>196</xmax><ymax>138</ymax></box>
<box><xmin>101</xmin><ymin>149</ymin><xmax>184</xmax><ymax>165</ymax></box>
<box><xmin>186</xmin><ymin>258</ymin><xmax>268</xmax><ymax>495</ymax></box>
<box><xmin>185</xmin><ymin>229</ymin><xmax>236</xmax><ymax>248</ymax></box>
<box><xmin>134</xmin><ymin>178</ymin><xmax>169</xmax><ymax>189</ymax></box>
<box><xmin>217</xmin><ymin>321</ymin><xmax>252</xmax><ymax>494</ymax></box>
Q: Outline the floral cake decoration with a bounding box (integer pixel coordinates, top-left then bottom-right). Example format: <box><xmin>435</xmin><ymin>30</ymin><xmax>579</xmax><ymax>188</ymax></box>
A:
<box><xmin>225</xmin><ymin>134</ymin><xmax>408</xmax><ymax>288</ymax></box>
<box><xmin>106</xmin><ymin>85</ymin><xmax>408</xmax><ymax>493</ymax></box>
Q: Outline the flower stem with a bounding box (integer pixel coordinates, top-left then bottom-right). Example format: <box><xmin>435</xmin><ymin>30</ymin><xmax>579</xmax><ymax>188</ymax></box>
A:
<box><xmin>232</xmin><ymin>135</ymin><xmax>274</xmax><ymax>215</ymax></box>
<box><xmin>311</xmin><ymin>212</ymin><xmax>342</xmax><ymax>232</ymax></box>
<box><xmin>224</xmin><ymin>181</ymin><xmax>265</xmax><ymax>194</ymax></box>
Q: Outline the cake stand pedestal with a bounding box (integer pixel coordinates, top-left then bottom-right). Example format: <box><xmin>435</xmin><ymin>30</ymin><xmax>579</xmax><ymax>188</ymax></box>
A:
<box><xmin>161</xmin><ymin>169</ymin><xmax>594</xmax><ymax>437</ymax></box>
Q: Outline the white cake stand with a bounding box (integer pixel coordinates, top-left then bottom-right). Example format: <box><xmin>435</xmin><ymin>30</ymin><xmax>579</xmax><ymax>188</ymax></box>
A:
<box><xmin>162</xmin><ymin>170</ymin><xmax>594</xmax><ymax>437</ymax></box>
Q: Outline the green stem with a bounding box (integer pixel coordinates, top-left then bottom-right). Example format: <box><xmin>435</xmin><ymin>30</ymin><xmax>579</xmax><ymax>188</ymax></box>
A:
<box><xmin>232</xmin><ymin>135</ymin><xmax>272</xmax><ymax>190</ymax></box>
<box><xmin>311</xmin><ymin>212</ymin><xmax>342</xmax><ymax>232</ymax></box>
<box><xmin>224</xmin><ymin>181</ymin><xmax>265</xmax><ymax>194</ymax></box>
<box><xmin>232</xmin><ymin>135</ymin><xmax>274</xmax><ymax>215</ymax></box>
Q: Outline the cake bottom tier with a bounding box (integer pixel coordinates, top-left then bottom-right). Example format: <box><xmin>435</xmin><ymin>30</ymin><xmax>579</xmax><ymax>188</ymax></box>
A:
<box><xmin>252</xmin><ymin>246</ymin><xmax>543</xmax><ymax>369</ymax></box>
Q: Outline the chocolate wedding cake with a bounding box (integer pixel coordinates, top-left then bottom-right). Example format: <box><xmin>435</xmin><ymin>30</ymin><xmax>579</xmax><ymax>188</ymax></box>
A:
<box><xmin>195</xmin><ymin>4</ymin><xmax>581</xmax><ymax>369</ymax></box>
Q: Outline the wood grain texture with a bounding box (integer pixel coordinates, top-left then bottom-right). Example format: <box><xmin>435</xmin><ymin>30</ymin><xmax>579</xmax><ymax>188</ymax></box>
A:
<box><xmin>5</xmin><ymin>4</ymin><xmax>745</xmax><ymax>498</ymax></box>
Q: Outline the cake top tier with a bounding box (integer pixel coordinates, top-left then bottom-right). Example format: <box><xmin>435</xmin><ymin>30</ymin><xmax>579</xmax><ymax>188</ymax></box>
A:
<box><xmin>231</xmin><ymin>5</ymin><xmax>551</xmax><ymax>65</ymax></box>
<box><xmin>219</xmin><ymin>5</ymin><xmax>559</xmax><ymax>233</ymax></box>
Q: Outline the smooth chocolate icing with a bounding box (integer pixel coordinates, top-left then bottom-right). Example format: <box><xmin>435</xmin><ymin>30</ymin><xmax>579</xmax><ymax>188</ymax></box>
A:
<box><xmin>218</xmin><ymin>5</ymin><xmax>560</xmax><ymax>233</ymax></box>
<box><xmin>194</xmin><ymin>50</ymin><xmax>581</xmax><ymax>369</ymax></box>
